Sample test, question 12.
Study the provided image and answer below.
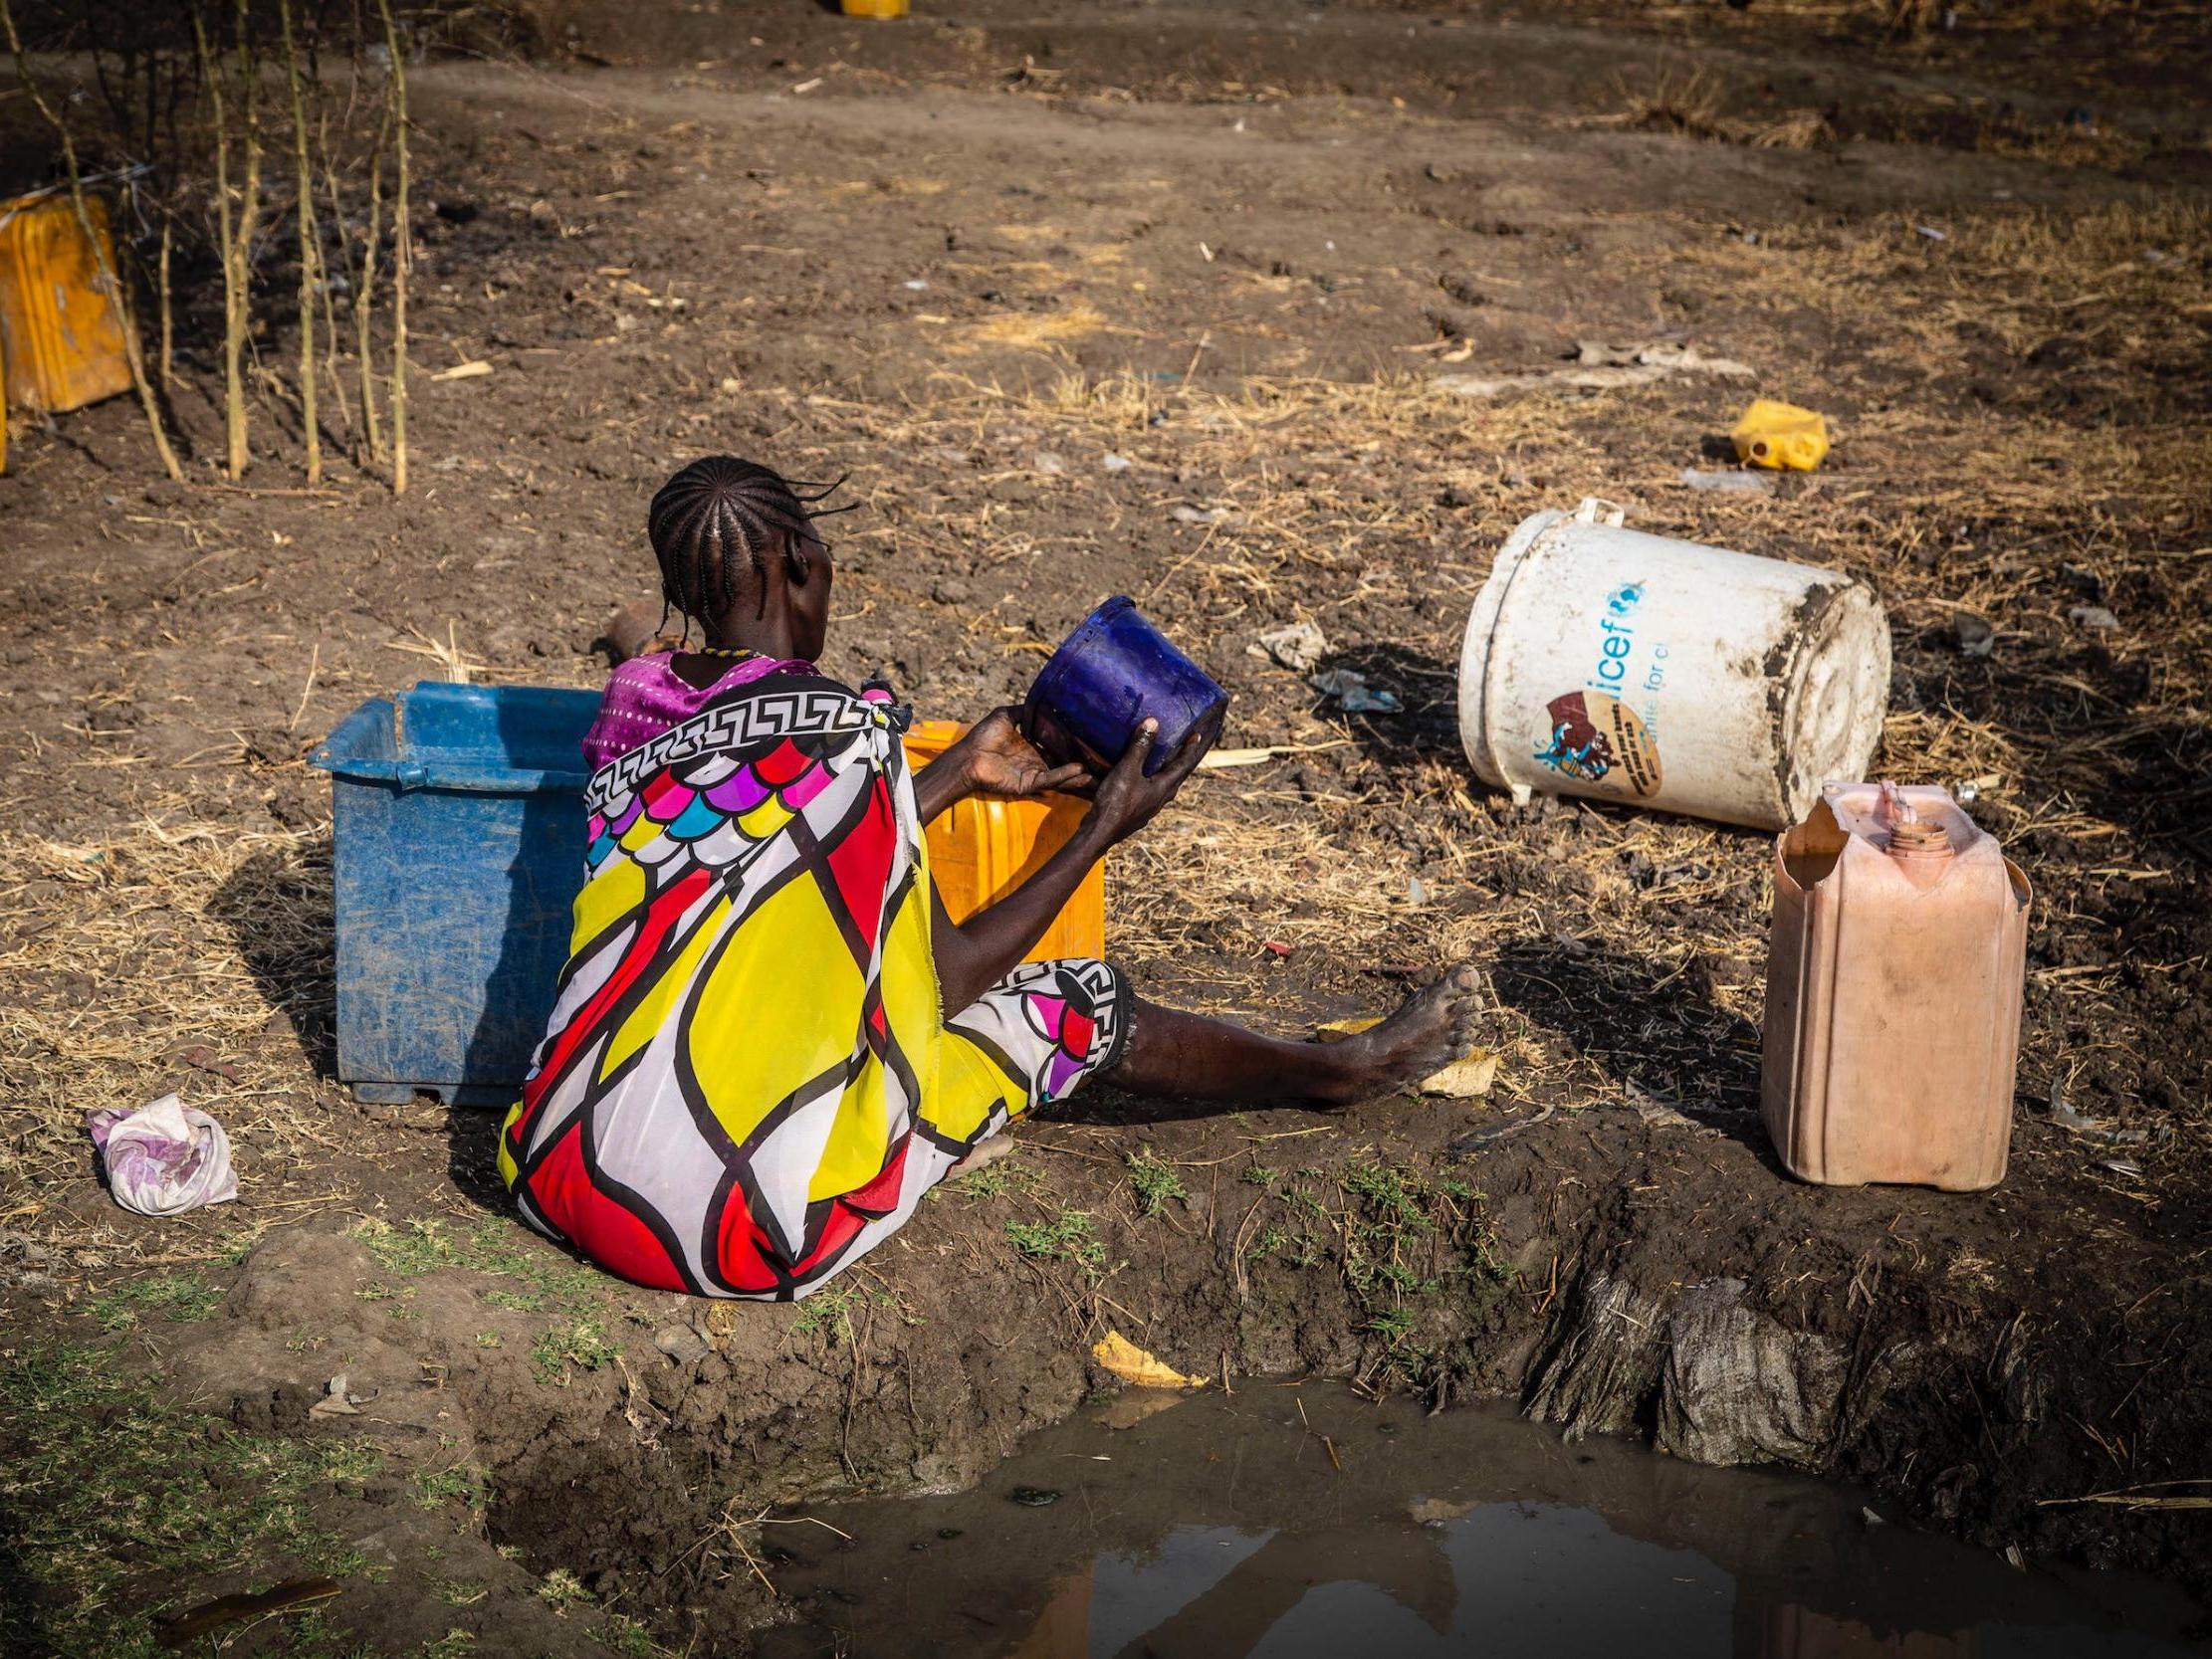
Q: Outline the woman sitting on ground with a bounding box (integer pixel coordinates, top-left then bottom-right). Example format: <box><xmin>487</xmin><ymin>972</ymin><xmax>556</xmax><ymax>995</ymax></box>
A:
<box><xmin>500</xmin><ymin>456</ymin><xmax>1481</xmax><ymax>1300</ymax></box>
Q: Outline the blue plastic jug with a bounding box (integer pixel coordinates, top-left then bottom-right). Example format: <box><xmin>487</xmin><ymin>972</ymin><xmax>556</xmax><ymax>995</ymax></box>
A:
<box><xmin>1023</xmin><ymin>596</ymin><xmax>1227</xmax><ymax>777</ymax></box>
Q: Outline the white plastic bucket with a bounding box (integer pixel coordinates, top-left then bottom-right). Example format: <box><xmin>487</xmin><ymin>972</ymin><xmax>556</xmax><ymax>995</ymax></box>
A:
<box><xmin>1456</xmin><ymin>500</ymin><xmax>1890</xmax><ymax>831</ymax></box>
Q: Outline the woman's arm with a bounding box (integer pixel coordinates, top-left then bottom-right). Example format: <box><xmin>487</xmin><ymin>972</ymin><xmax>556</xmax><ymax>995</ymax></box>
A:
<box><xmin>910</xmin><ymin>746</ymin><xmax>978</xmax><ymax>824</ymax></box>
<box><xmin>929</xmin><ymin>720</ymin><xmax>1210</xmax><ymax>1012</ymax></box>
<box><xmin>909</xmin><ymin>707</ymin><xmax>1090</xmax><ymax>825</ymax></box>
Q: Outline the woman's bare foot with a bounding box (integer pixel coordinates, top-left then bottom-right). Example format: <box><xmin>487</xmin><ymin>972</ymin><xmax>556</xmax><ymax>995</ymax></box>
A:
<box><xmin>1321</xmin><ymin>966</ymin><xmax>1487</xmax><ymax>1105</ymax></box>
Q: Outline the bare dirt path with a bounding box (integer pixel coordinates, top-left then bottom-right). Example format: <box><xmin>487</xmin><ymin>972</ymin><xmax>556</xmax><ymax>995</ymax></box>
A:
<box><xmin>2</xmin><ymin>9</ymin><xmax>2209</xmax><ymax>1655</ymax></box>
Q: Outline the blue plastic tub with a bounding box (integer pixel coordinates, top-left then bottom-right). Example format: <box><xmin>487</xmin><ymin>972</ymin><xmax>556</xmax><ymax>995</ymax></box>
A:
<box><xmin>1023</xmin><ymin>596</ymin><xmax>1227</xmax><ymax>776</ymax></box>
<box><xmin>312</xmin><ymin>682</ymin><xmax>600</xmax><ymax>1106</ymax></box>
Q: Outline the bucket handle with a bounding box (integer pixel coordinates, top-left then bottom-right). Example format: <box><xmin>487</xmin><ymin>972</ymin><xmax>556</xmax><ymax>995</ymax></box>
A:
<box><xmin>1571</xmin><ymin>497</ymin><xmax>1627</xmax><ymax>527</ymax></box>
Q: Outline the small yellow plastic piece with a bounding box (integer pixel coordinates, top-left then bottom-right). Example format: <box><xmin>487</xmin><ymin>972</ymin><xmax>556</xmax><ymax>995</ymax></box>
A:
<box><xmin>841</xmin><ymin>0</ymin><xmax>909</xmax><ymax>16</ymax></box>
<box><xmin>1732</xmin><ymin>398</ymin><xmax>1830</xmax><ymax>472</ymax></box>
<box><xmin>1092</xmin><ymin>1330</ymin><xmax>1207</xmax><ymax>1390</ymax></box>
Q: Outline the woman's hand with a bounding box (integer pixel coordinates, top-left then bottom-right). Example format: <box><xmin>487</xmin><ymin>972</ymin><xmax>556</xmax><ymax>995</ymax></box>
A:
<box><xmin>1078</xmin><ymin>717</ymin><xmax>1213</xmax><ymax>849</ymax></box>
<box><xmin>953</xmin><ymin>708</ymin><xmax>1095</xmax><ymax>799</ymax></box>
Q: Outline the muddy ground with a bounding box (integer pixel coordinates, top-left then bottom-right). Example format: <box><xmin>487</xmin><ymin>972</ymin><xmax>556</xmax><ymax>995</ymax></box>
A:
<box><xmin>2</xmin><ymin>3</ymin><xmax>2210</xmax><ymax>1655</ymax></box>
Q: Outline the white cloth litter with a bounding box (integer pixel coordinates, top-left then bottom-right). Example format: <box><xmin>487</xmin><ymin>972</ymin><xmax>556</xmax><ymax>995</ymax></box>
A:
<box><xmin>1248</xmin><ymin>621</ymin><xmax>1329</xmax><ymax>673</ymax></box>
<box><xmin>86</xmin><ymin>1094</ymin><xmax>238</xmax><ymax>1216</ymax></box>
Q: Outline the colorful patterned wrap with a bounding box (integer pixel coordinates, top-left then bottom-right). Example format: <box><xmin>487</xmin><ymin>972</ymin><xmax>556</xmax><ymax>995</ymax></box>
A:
<box><xmin>499</xmin><ymin>664</ymin><xmax>1129</xmax><ymax>1300</ymax></box>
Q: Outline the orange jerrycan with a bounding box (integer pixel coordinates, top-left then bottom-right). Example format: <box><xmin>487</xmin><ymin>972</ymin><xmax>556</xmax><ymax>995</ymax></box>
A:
<box><xmin>1761</xmin><ymin>781</ymin><xmax>2029</xmax><ymax>1191</ymax></box>
<box><xmin>903</xmin><ymin>721</ymin><xmax>1105</xmax><ymax>965</ymax></box>
<box><xmin>0</xmin><ymin>191</ymin><xmax>133</xmax><ymax>414</ymax></box>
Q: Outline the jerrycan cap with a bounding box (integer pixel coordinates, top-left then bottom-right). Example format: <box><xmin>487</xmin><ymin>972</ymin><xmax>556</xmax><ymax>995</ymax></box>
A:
<box><xmin>1874</xmin><ymin>780</ymin><xmax>1953</xmax><ymax>861</ymax></box>
<box><xmin>1818</xmin><ymin>780</ymin><xmax>1974</xmax><ymax>864</ymax></box>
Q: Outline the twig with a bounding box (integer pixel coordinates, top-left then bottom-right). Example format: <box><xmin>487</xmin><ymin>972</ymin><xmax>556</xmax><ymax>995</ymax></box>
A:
<box><xmin>334</xmin><ymin>90</ymin><xmax>391</xmax><ymax>466</ymax></box>
<box><xmin>376</xmin><ymin>0</ymin><xmax>409</xmax><ymax>494</ymax></box>
<box><xmin>754</xmin><ymin>1516</ymin><xmax>855</xmax><ymax>1542</ymax></box>
<box><xmin>229</xmin><ymin>0</ymin><xmax>264</xmax><ymax>477</ymax></box>
<box><xmin>2037</xmin><ymin>1478</ymin><xmax>2212</xmax><ymax>1510</ymax></box>
<box><xmin>155</xmin><ymin>210</ymin><xmax>173</xmax><ymax>399</ymax></box>
<box><xmin>310</xmin><ymin>50</ymin><xmax>351</xmax><ymax>456</ymax></box>
<box><xmin>715</xmin><ymin>1503</ymin><xmax>777</xmax><ymax>1599</ymax></box>
<box><xmin>277</xmin><ymin>0</ymin><xmax>320</xmax><ymax>483</ymax></box>
<box><xmin>289</xmin><ymin>642</ymin><xmax>319</xmax><ymax>730</ymax></box>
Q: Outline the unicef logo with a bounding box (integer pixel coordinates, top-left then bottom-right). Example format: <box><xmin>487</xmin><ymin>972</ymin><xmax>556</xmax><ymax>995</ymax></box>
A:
<box><xmin>1607</xmin><ymin>583</ymin><xmax>1644</xmax><ymax>615</ymax></box>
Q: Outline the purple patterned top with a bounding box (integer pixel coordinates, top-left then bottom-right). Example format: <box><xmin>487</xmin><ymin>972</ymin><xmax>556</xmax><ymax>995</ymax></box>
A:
<box><xmin>581</xmin><ymin>653</ymin><xmax>814</xmax><ymax>773</ymax></box>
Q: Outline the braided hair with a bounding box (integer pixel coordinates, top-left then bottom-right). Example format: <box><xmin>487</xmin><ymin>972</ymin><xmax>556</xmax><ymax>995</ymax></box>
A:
<box><xmin>646</xmin><ymin>457</ymin><xmax>850</xmax><ymax>635</ymax></box>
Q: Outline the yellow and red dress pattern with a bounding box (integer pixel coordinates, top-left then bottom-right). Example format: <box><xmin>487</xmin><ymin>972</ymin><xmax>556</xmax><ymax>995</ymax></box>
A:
<box><xmin>500</xmin><ymin>666</ymin><xmax>1128</xmax><ymax>1300</ymax></box>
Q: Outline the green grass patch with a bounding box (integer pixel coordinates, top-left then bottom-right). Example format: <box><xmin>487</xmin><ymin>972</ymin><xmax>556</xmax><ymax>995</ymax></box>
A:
<box><xmin>531</xmin><ymin>1320</ymin><xmax>618</xmax><ymax>1387</ymax></box>
<box><xmin>0</xmin><ymin>1342</ymin><xmax>360</xmax><ymax>1659</ymax></box>
<box><xmin>940</xmin><ymin>1154</ymin><xmax>1037</xmax><ymax>1202</ymax></box>
<box><xmin>354</xmin><ymin>1216</ymin><xmax>604</xmax><ymax>1315</ymax></box>
<box><xmin>412</xmin><ymin>1465</ymin><xmax>491</xmax><ymax>1512</ymax></box>
<box><xmin>1125</xmin><ymin>1148</ymin><xmax>1188</xmax><ymax>1218</ymax></box>
<box><xmin>1339</xmin><ymin>1157</ymin><xmax>1521</xmax><ymax>1390</ymax></box>
<box><xmin>1005</xmin><ymin>1209</ymin><xmax>1105</xmax><ymax>1274</ymax></box>
<box><xmin>791</xmin><ymin>1282</ymin><xmax>863</xmax><ymax>1344</ymax></box>
<box><xmin>540</xmin><ymin>1566</ymin><xmax>594</xmax><ymax>1611</ymax></box>
<box><xmin>1365</xmin><ymin>1306</ymin><xmax>1420</xmax><ymax>1347</ymax></box>
<box><xmin>1280</xmin><ymin>1182</ymin><xmax>1331</xmax><ymax>1223</ymax></box>
<box><xmin>321</xmin><ymin>1440</ymin><xmax>386</xmax><ymax>1483</ymax></box>
<box><xmin>1340</xmin><ymin>1160</ymin><xmax>1432</xmax><ymax>1235</ymax></box>
<box><xmin>597</xmin><ymin>1613</ymin><xmax>662</xmax><ymax>1656</ymax></box>
<box><xmin>90</xmin><ymin>1273</ymin><xmax>224</xmax><ymax>1331</ymax></box>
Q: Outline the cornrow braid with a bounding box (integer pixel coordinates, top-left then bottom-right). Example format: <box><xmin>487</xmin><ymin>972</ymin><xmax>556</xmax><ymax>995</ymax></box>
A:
<box><xmin>646</xmin><ymin>456</ymin><xmax>852</xmax><ymax>636</ymax></box>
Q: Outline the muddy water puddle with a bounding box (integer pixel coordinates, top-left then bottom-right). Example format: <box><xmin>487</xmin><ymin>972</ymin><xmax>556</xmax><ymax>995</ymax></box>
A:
<box><xmin>748</xmin><ymin>1385</ymin><xmax>2203</xmax><ymax>1658</ymax></box>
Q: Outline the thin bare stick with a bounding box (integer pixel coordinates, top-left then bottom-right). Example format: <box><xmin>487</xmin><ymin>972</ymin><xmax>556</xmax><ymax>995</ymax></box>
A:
<box><xmin>342</xmin><ymin>100</ymin><xmax>390</xmax><ymax>466</ymax></box>
<box><xmin>375</xmin><ymin>0</ymin><xmax>408</xmax><ymax>495</ymax></box>
<box><xmin>315</xmin><ymin>204</ymin><xmax>348</xmax><ymax>454</ymax></box>
<box><xmin>220</xmin><ymin>0</ymin><xmax>264</xmax><ymax>479</ymax></box>
<box><xmin>191</xmin><ymin>2</ymin><xmax>236</xmax><ymax>459</ymax></box>
<box><xmin>156</xmin><ymin>209</ymin><xmax>174</xmax><ymax>399</ymax></box>
<box><xmin>310</xmin><ymin>46</ymin><xmax>350</xmax><ymax>454</ymax></box>
<box><xmin>0</xmin><ymin>0</ymin><xmax>182</xmax><ymax>481</ymax></box>
<box><xmin>277</xmin><ymin>0</ymin><xmax>319</xmax><ymax>482</ymax></box>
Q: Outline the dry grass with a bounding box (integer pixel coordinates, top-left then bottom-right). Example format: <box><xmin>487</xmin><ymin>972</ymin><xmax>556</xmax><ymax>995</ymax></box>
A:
<box><xmin>1592</xmin><ymin>36</ymin><xmax>2196</xmax><ymax>170</ymax></box>
<box><xmin>825</xmin><ymin>195</ymin><xmax>2205</xmax><ymax>1125</ymax></box>
<box><xmin>0</xmin><ymin>804</ymin><xmax>347</xmax><ymax>1267</ymax></box>
<box><xmin>784</xmin><ymin>231</ymin><xmax>2204</xmax><ymax>1117</ymax></box>
<box><xmin>1591</xmin><ymin>63</ymin><xmax>1834</xmax><ymax>151</ymax></box>
<box><xmin>2</xmin><ymin>129</ymin><xmax>2206</xmax><ymax>1268</ymax></box>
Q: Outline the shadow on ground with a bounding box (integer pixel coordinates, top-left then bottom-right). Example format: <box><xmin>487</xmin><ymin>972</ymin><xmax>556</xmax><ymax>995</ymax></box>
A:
<box><xmin>1310</xmin><ymin>643</ymin><xmax>1460</xmax><ymax>768</ymax></box>
<box><xmin>208</xmin><ymin>836</ymin><xmax>512</xmax><ymax>1214</ymax></box>
<box><xmin>1488</xmin><ymin>935</ymin><xmax>1775</xmax><ymax>1163</ymax></box>
<box><xmin>209</xmin><ymin>841</ymin><xmax>339</xmax><ymax>1084</ymax></box>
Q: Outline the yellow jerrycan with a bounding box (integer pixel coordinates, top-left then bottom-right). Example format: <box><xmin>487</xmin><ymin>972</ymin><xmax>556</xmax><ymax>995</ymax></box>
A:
<box><xmin>902</xmin><ymin>721</ymin><xmax>1105</xmax><ymax>964</ymax></box>
<box><xmin>0</xmin><ymin>191</ymin><xmax>133</xmax><ymax>414</ymax></box>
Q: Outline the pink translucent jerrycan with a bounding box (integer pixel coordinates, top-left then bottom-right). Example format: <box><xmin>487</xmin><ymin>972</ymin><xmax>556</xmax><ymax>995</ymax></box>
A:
<box><xmin>1760</xmin><ymin>782</ymin><xmax>2031</xmax><ymax>1191</ymax></box>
